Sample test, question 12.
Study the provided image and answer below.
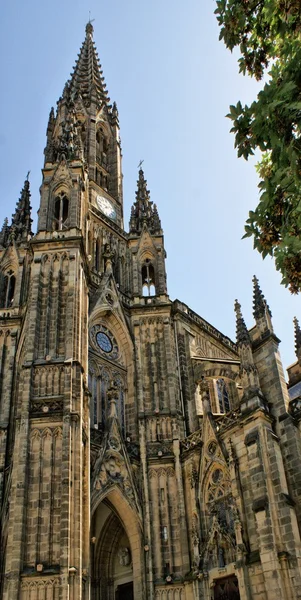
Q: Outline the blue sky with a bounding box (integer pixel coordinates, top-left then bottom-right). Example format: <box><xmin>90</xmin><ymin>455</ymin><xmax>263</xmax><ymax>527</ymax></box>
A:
<box><xmin>0</xmin><ymin>1</ymin><xmax>299</xmax><ymax>373</ymax></box>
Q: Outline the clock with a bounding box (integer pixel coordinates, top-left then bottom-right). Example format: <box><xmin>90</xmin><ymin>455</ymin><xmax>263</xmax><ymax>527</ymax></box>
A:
<box><xmin>96</xmin><ymin>195</ymin><xmax>117</xmax><ymax>221</ymax></box>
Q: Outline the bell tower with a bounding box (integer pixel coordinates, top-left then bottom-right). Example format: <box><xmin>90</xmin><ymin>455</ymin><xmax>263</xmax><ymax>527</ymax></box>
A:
<box><xmin>0</xmin><ymin>22</ymin><xmax>125</xmax><ymax>600</ymax></box>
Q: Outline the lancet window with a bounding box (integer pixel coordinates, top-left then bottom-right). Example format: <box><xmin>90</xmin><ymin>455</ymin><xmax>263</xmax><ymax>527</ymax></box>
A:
<box><xmin>0</xmin><ymin>270</ymin><xmax>16</xmax><ymax>308</ymax></box>
<box><xmin>216</xmin><ymin>378</ymin><xmax>230</xmax><ymax>413</ymax></box>
<box><xmin>203</xmin><ymin>467</ymin><xmax>236</xmax><ymax>570</ymax></box>
<box><xmin>96</xmin><ymin>127</ymin><xmax>109</xmax><ymax>167</ymax></box>
<box><xmin>53</xmin><ymin>192</ymin><xmax>69</xmax><ymax>230</ymax></box>
<box><xmin>142</xmin><ymin>259</ymin><xmax>156</xmax><ymax>296</ymax></box>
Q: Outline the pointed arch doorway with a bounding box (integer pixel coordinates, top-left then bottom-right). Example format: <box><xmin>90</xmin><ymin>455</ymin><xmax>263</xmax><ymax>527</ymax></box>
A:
<box><xmin>91</xmin><ymin>490</ymin><xmax>143</xmax><ymax>600</ymax></box>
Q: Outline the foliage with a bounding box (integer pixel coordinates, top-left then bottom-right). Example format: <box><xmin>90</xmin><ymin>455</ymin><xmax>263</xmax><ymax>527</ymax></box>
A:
<box><xmin>215</xmin><ymin>0</ymin><xmax>301</xmax><ymax>292</ymax></box>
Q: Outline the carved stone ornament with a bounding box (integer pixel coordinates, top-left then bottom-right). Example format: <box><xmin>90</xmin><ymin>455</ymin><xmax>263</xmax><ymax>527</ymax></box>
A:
<box><xmin>94</xmin><ymin>449</ymin><xmax>134</xmax><ymax>502</ymax></box>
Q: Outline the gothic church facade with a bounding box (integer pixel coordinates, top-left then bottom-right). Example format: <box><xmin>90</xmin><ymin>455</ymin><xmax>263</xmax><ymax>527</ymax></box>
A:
<box><xmin>1</xmin><ymin>23</ymin><xmax>301</xmax><ymax>600</ymax></box>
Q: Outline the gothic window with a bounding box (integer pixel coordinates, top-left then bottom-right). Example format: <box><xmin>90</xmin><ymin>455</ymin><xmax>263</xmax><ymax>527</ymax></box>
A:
<box><xmin>142</xmin><ymin>260</ymin><xmax>156</xmax><ymax>296</ymax></box>
<box><xmin>216</xmin><ymin>378</ymin><xmax>230</xmax><ymax>413</ymax></box>
<box><xmin>206</xmin><ymin>468</ymin><xmax>233</xmax><ymax>531</ymax></box>
<box><xmin>0</xmin><ymin>270</ymin><xmax>16</xmax><ymax>308</ymax></box>
<box><xmin>204</xmin><ymin>468</ymin><xmax>236</xmax><ymax>569</ymax></box>
<box><xmin>53</xmin><ymin>192</ymin><xmax>69</xmax><ymax>230</ymax></box>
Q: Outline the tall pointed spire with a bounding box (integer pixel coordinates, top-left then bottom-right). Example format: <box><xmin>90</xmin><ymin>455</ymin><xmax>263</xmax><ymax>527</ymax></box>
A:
<box><xmin>234</xmin><ymin>299</ymin><xmax>251</xmax><ymax>346</ymax></box>
<box><xmin>294</xmin><ymin>317</ymin><xmax>301</xmax><ymax>361</ymax></box>
<box><xmin>67</xmin><ymin>22</ymin><xmax>110</xmax><ymax>109</ymax></box>
<box><xmin>10</xmin><ymin>177</ymin><xmax>33</xmax><ymax>244</ymax></box>
<box><xmin>129</xmin><ymin>168</ymin><xmax>162</xmax><ymax>234</ymax></box>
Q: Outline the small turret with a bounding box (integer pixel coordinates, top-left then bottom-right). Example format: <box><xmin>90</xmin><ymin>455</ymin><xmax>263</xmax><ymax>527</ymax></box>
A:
<box><xmin>129</xmin><ymin>168</ymin><xmax>162</xmax><ymax>234</ymax></box>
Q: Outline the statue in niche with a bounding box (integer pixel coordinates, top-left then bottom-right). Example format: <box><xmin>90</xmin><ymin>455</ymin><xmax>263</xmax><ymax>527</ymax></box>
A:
<box><xmin>218</xmin><ymin>546</ymin><xmax>225</xmax><ymax>568</ymax></box>
<box><xmin>118</xmin><ymin>546</ymin><xmax>131</xmax><ymax>567</ymax></box>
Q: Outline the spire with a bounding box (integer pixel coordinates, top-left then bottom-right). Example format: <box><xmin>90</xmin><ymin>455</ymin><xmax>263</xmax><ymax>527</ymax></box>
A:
<box><xmin>10</xmin><ymin>177</ymin><xmax>33</xmax><ymax>244</ymax></box>
<box><xmin>252</xmin><ymin>275</ymin><xmax>272</xmax><ymax>320</ymax></box>
<box><xmin>129</xmin><ymin>168</ymin><xmax>162</xmax><ymax>234</ymax></box>
<box><xmin>67</xmin><ymin>23</ymin><xmax>110</xmax><ymax>109</ymax></box>
<box><xmin>234</xmin><ymin>300</ymin><xmax>251</xmax><ymax>346</ymax></box>
<box><xmin>294</xmin><ymin>317</ymin><xmax>301</xmax><ymax>361</ymax></box>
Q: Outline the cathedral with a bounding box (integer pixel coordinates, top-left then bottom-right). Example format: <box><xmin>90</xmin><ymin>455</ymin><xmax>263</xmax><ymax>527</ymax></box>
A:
<box><xmin>1</xmin><ymin>22</ymin><xmax>301</xmax><ymax>600</ymax></box>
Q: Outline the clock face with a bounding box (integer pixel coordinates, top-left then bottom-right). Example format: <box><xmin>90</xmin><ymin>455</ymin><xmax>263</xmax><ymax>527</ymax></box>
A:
<box><xmin>96</xmin><ymin>195</ymin><xmax>117</xmax><ymax>221</ymax></box>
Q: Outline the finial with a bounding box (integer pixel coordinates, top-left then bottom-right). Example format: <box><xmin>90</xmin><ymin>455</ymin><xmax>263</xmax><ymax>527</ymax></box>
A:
<box><xmin>26</xmin><ymin>170</ymin><xmax>30</xmax><ymax>181</ymax></box>
<box><xmin>234</xmin><ymin>299</ymin><xmax>251</xmax><ymax>345</ymax></box>
<box><xmin>252</xmin><ymin>275</ymin><xmax>272</xmax><ymax>320</ymax></box>
<box><xmin>86</xmin><ymin>17</ymin><xmax>94</xmax><ymax>36</ymax></box>
<box><xmin>294</xmin><ymin>317</ymin><xmax>301</xmax><ymax>359</ymax></box>
<box><xmin>138</xmin><ymin>159</ymin><xmax>144</xmax><ymax>171</ymax></box>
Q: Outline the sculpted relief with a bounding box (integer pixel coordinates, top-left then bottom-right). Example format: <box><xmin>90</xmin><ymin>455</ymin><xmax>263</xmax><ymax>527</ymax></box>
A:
<box><xmin>94</xmin><ymin>447</ymin><xmax>135</xmax><ymax>503</ymax></box>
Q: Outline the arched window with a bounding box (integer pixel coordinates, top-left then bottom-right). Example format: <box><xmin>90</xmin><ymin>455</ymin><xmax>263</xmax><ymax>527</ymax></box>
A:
<box><xmin>53</xmin><ymin>192</ymin><xmax>69</xmax><ymax>231</ymax></box>
<box><xmin>142</xmin><ymin>259</ymin><xmax>156</xmax><ymax>296</ymax></box>
<box><xmin>0</xmin><ymin>270</ymin><xmax>16</xmax><ymax>308</ymax></box>
<box><xmin>96</xmin><ymin>128</ymin><xmax>108</xmax><ymax>167</ymax></box>
<box><xmin>216</xmin><ymin>379</ymin><xmax>230</xmax><ymax>413</ymax></box>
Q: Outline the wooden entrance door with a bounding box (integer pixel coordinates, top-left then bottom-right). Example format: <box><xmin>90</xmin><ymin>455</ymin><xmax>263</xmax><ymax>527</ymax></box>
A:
<box><xmin>214</xmin><ymin>576</ymin><xmax>240</xmax><ymax>600</ymax></box>
<box><xmin>115</xmin><ymin>582</ymin><xmax>134</xmax><ymax>600</ymax></box>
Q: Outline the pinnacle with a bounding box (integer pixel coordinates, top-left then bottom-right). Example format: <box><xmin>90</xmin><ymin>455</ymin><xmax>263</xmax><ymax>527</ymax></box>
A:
<box><xmin>252</xmin><ymin>275</ymin><xmax>272</xmax><ymax>320</ymax></box>
<box><xmin>11</xmin><ymin>177</ymin><xmax>33</xmax><ymax>243</ymax></box>
<box><xmin>234</xmin><ymin>299</ymin><xmax>251</xmax><ymax>345</ymax></box>
<box><xmin>294</xmin><ymin>317</ymin><xmax>301</xmax><ymax>358</ymax></box>
<box><xmin>85</xmin><ymin>21</ymin><xmax>94</xmax><ymax>36</ymax></box>
<box><xmin>0</xmin><ymin>217</ymin><xmax>10</xmax><ymax>248</ymax></box>
<box><xmin>129</xmin><ymin>168</ymin><xmax>162</xmax><ymax>234</ymax></box>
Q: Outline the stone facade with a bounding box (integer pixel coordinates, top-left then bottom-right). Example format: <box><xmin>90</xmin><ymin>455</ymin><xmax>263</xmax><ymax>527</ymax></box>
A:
<box><xmin>0</xmin><ymin>22</ymin><xmax>301</xmax><ymax>600</ymax></box>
